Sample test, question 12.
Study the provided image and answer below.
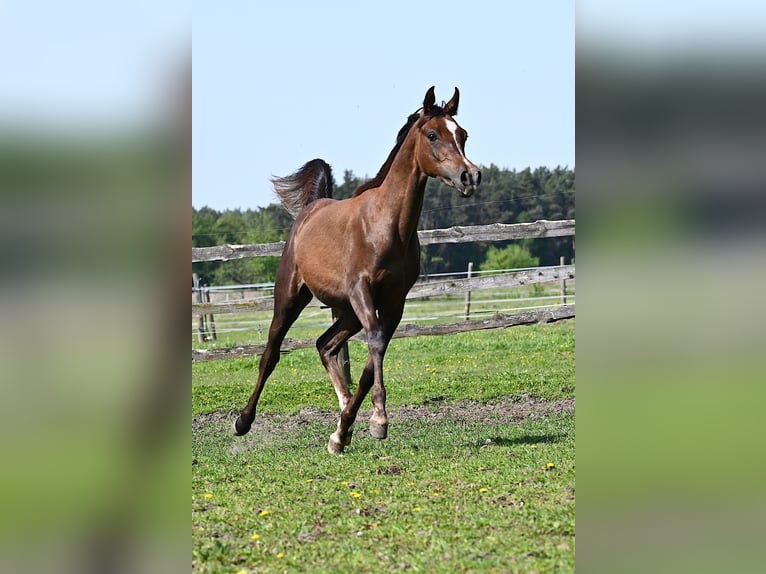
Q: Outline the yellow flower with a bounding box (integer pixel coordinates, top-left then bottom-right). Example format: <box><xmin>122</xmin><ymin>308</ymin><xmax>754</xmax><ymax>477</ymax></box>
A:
<box><xmin>431</xmin><ymin>492</ymin><xmax>440</xmax><ymax>497</ymax></box>
<box><xmin>236</xmin><ymin>570</ymin><xmax>248</xmax><ymax>574</ymax></box>
<box><xmin>340</xmin><ymin>481</ymin><xmax>349</xmax><ymax>487</ymax></box>
<box><xmin>306</xmin><ymin>479</ymin><xmax>314</xmax><ymax>483</ymax></box>
<box><xmin>204</xmin><ymin>493</ymin><xmax>213</xmax><ymax>500</ymax></box>
<box><xmin>350</xmin><ymin>491</ymin><xmax>362</xmax><ymax>499</ymax></box>
<box><xmin>250</xmin><ymin>533</ymin><xmax>261</xmax><ymax>541</ymax></box>
<box><xmin>412</xmin><ymin>507</ymin><xmax>422</xmax><ymax>513</ymax></box>
<box><xmin>479</xmin><ymin>488</ymin><xmax>488</xmax><ymax>493</ymax></box>
<box><xmin>546</xmin><ymin>462</ymin><xmax>555</xmax><ymax>468</ymax></box>
<box><xmin>259</xmin><ymin>509</ymin><xmax>271</xmax><ymax>517</ymax></box>
<box><xmin>276</xmin><ymin>552</ymin><xmax>285</xmax><ymax>559</ymax></box>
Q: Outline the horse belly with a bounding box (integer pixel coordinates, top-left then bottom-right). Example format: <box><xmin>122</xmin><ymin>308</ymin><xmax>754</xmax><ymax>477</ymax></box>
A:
<box><xmin>372</xmin><ymin>259</ymin><xmax>417</xmax><ymax>301</ymax></box>
<box><xmin>295</xmin><ymin>251</ymin><xmax>360</xmax><ymax>311</ymax></box>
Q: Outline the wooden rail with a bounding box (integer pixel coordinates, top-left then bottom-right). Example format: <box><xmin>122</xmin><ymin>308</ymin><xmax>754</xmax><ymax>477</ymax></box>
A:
<box><xmin>191</xmin><ymin>265</ymin><xmax>575</xmax><ymax>316</ymax></box>
<box><xmin>192</xmin><ymin>305</ymin><xmax>575</xmax><ymax>362</ymax></box>
<box><xmin>192</xmin><ymin>219</ymin><xmax>575</xmax><ymax>263</ymax></box>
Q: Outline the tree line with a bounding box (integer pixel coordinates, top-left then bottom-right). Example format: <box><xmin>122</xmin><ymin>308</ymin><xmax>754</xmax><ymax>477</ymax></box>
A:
<box><xmin>192</xmin><ymin>164</ymin><xmax>574</xmax><ymax>285</ymax></box>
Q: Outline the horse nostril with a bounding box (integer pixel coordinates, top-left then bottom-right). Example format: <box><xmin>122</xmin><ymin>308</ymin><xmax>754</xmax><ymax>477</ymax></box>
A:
<box><xmin>460</xmin><ymin>171</ymin><xmax>469</xmax><ymax>185</ymax></box>
<box><xmin>475</xmin><ymin>170</ymin><xmax>482</xmax><ymax>186</ymax></box>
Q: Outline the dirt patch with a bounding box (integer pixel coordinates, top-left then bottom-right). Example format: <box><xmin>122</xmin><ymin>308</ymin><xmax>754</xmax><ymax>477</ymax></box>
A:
<box><xmin>193</xmin><ymin>395</ymin><xmax>574</xmax><ymax>437</ymax></box>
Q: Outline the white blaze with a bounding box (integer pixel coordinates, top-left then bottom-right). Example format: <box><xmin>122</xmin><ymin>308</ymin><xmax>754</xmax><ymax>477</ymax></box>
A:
<box><xmin>445</xmin><ymin>119</ymin><xmax>468</xmax><ymax>162</ymax></box>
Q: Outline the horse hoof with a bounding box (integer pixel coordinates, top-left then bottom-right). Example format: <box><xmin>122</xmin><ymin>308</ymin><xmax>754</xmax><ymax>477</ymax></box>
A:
<box><xmin>233</xmin><ymin>416</ymin><xmax>251</xmax><ymax>436</ymax></box>
<box><xmin>328</xmin><ymin>435</ymin><xmax>345</xmax><ymax>454</ymax></box>
<box><xmin>369</xmin><ymin>422</ymin><xmax>388</xmax><ymax>440</ymax></box>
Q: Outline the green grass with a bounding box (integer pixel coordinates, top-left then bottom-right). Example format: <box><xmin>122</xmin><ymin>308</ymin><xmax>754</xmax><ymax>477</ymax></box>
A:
<box><xmin>193</xmin><ymin>321</ymin><xmax>575</xmax><ymax>573</ymax></box>
<box><xmin>193</xmin><ymin>322</ymin><xmax>575</xmax><ymax>417</ymax></box>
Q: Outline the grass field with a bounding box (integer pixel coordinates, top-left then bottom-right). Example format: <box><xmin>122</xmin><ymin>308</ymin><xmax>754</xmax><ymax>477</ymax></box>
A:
<box><xmin>193</xmin><ymin>321</ymin><xmax>575</xmax><ymax>573</ymax></box>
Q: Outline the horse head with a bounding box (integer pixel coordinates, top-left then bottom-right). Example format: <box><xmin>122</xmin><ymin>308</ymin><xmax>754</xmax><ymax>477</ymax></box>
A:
<box><xmin>415</xmin><ymin>86</ymin><xmax>481</xmax><ymax>197</ymax></box>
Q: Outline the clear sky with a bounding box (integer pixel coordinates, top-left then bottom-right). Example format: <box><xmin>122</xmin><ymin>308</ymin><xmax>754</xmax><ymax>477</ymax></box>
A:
<box><xmin>193</xmin><ymin>1</ymin><xmax>574</xmax><ymax>210</ymax></box>
<box><xmin>4</xmin><ymin>1</ymin><xmax>763</xmax><ymax>212</ymax></box>
<box><xmin>0</xmin><ymin>0</ymin><xmax>189</xmax><ymax>128</ymax></box>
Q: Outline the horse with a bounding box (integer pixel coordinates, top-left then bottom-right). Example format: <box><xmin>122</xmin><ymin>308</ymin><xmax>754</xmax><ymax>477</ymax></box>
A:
<box><xmin>234</xmin><ymin>86</ymin><xmax>481</xmax><ymax>453</ymax></box>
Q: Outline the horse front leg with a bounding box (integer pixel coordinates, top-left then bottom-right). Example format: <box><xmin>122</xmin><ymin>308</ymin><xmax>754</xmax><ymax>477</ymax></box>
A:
<box><xmin>368</xmin><ymin>302</ymin><xmax>404</xmax><ymax>440</ymax></box>
<box><xmin>368</xmin><ymin>382</ymin><xmax>388</xmax><ymax>439</ymax></box>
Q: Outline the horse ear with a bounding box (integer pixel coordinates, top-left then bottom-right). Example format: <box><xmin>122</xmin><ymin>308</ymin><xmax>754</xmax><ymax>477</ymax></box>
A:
<box><xmin>444</xmin><ymin>87</ymin><xmax>460</xmax><ymax>116</ymax></box>
<box><xmin>422</xmin><ymin>86</ymin><xmax>436</xmax><ymax>113</ymax></box>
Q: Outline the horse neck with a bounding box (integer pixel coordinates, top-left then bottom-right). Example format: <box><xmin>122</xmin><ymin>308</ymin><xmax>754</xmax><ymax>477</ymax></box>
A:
<box><xmin>371</xmin><ymin>134</ymin><xmax>427</xmax><ymax>244</ymax></box>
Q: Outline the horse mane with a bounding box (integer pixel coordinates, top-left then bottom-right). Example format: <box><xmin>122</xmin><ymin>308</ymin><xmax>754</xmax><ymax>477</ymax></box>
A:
<box><xmin>352</xmin><ymin>104</ymin><xmax>449</xmax><ymax>197</ymax></box>
<box><xmin>272</xmin><ymin>158</ymin><xmax>334</xmax><ymax>217</ymax></box>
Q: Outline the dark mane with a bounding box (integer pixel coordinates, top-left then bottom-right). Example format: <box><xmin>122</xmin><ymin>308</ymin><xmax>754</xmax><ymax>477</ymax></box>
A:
<box><xmin>352</xmin><ymin>105</ymin><xmax>448</xmax><ymax>197</ymax></box>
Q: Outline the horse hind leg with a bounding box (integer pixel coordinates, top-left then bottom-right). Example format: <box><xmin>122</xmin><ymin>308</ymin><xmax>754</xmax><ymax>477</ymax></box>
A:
<box><xmin>233</xmin><ymin>284</ymin><xmax>312</xmax><ymax>436</ymax></box>
<box><xmin>328</xmin><ymin>358</ymin><xmax>374</xmax><ymax>454</ymax></box>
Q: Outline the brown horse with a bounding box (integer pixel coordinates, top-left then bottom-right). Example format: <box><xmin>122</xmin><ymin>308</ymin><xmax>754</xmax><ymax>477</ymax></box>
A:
<box><xmin>234</xmin><ymin>86</ymin><xmax>481</xmax><ymax>453</ymax></box>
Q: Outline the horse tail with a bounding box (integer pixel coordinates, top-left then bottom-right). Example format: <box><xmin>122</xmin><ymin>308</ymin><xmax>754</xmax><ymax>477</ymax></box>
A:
<box><xmin>271</xmin><ymin>158</ymin><xmax>334</xmax><ymax>217</ymax></box>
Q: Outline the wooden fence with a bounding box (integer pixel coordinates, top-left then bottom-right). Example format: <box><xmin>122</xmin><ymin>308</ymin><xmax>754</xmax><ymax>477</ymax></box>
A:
<box><xmin>192</xmin><ymin>219</ymin><xmax>575</xmax><ymax>362</ymax></box>
<box><xmin>192</xmin><ymin>220</ymin><xmax>575</xmax><ymax>263</ymax></box>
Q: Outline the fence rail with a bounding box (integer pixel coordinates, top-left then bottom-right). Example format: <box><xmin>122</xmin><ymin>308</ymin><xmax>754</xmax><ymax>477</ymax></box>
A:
<box><xmin>192</xmin><ymin>305</ymin><xmax>575</xmax><ymax>362</ymax></box>
<box><xmin>191</xmin><ymin>265</ymin><xmax>575</xmax><ymax>316</ymax></box>
<box><xmin>192</xmin><ymin>219</ymin><xmax>575</xmax><ymax>263</ymax></box>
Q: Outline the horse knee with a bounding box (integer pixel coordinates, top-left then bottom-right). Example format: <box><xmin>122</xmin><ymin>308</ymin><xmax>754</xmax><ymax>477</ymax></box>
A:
<box><xmin>366</xmin><ymin>330</ymin><xmax>388</xmax><ymax>357</ymax></box>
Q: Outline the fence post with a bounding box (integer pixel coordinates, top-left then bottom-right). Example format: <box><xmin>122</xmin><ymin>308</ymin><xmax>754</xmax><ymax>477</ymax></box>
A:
<box><xmin>204</xmin><ymin>284</ymin><xmax>217</xmax><ymax>341</ymax></box>
<box><xmin>560</xmin><ymin>256</ymin><xmax>567</xmax><ymax>306</ymax></box>
<box><xmin>331</xmin><ymin>307</ymin><xmax>352</xmax><ymax>390</ymax></box>
<box><xmin>464</xmin><ymin>261</ymin><xmax>473</xmax><ymax>321</ymax></box>
<box><xmin>193</xmin><ymin>273</ymin><xmax>207</xmax><ymax>343</ymax></box>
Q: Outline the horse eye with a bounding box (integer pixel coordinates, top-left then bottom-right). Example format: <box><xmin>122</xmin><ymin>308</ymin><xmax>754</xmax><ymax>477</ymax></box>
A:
<box><xmin>427</xmin><ymin>132</ymin><xmax>438</xmax><ymax>142</ymax></box>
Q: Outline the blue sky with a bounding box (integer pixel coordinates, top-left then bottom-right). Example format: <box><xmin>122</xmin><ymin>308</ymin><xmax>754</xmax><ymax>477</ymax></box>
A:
<box><xmin>0</xmin><ymin>0</ymin><xmax>188</xmax><ymax>128</ymax></box>
<box><xmin>193</xmin><ymin>1</ymin><xmax>574</xmax><ymax>210</ymax></box>
<box><xmin>3</xmin><ymin>1</ymin><xmax>764</xmax><ymax>211</ymax></box>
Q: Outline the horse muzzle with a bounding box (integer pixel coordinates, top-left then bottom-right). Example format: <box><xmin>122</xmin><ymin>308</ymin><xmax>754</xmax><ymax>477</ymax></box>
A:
<box><xmin>458</xmin><ymin>167</ymin><xmax>481</xmax><ymax>197</ymax></box>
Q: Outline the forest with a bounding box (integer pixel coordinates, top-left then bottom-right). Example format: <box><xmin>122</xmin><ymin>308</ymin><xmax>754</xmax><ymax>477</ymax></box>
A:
<box><xmin>192</xmin><ymin>164</ymin><xmax>575</xmax><ymax>285</ymax></box>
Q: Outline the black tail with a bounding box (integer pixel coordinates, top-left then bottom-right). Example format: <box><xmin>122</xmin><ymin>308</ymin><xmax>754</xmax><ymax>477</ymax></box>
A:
<box><xmin>271</xmin><ymin>159</ymin><xmax>333</xmax><ymax>217</ymax></box>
